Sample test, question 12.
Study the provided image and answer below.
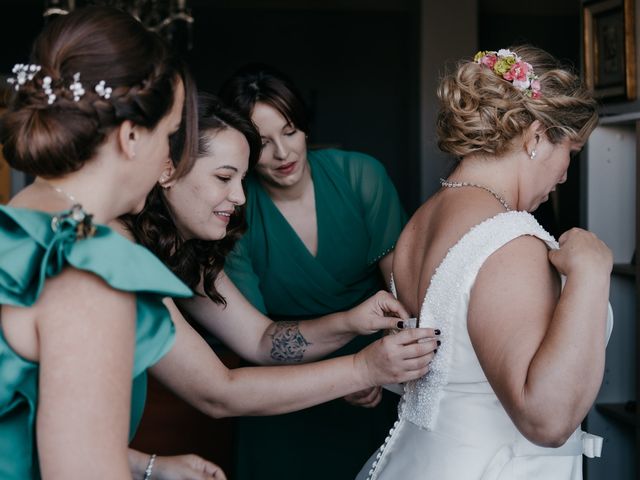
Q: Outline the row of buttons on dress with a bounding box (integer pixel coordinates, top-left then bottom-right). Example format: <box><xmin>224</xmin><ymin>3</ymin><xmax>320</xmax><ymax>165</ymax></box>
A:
<box><xmin>366</xmin><ymin>419</ymin><xmax>400</xmax><ymax>480</ymax></box>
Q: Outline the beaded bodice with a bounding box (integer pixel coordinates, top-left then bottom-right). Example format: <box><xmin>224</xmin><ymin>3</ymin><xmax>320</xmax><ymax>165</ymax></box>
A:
<box><xmin>392</xmin><ymin>211</ymin><xmax>557</xmax><ymax>430</ymax></box>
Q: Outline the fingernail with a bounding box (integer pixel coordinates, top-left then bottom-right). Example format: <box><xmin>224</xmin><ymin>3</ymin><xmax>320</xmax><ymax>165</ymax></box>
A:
<box><xmin>434</xmin><ymin>329</ymin><xmax>441</xmax><ymax>335</ymax></box>
<box><xmin>397</xmin><ymin>320</ymin><xmax>404</xmax><ymax>329</ymax></box>
<box><xmin>437</xmin><ymin>340</ymin><xmax>441</xmax><ymax>346</ymax></box>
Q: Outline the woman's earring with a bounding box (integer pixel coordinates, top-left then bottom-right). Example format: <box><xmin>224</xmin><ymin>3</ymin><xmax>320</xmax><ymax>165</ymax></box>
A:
<box><xmin>159</xmin><ymin>175</ymin><xmax>171</xmax><ymax>190</ymax></box>
<box><xmin>529</xmin><ymin>149</ymin><xmax>537</xmax><ymax>160</ymax></box>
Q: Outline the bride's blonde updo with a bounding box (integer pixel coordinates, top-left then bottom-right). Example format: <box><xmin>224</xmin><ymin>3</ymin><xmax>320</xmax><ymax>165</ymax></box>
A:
<box><xmin>436</xmin><ymin>45</ymin><xmax>598</xmax><ymax>160</ymax></box>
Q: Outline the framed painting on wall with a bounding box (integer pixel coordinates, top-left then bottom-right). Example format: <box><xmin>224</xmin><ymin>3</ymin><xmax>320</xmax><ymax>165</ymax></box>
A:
<box><xmin>583</xmin><ymin>0</ymin><xmax>636</xmax><ymax>101</ymax></box>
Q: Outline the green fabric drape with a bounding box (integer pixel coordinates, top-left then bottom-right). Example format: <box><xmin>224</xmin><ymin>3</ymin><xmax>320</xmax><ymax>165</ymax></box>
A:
<box><xmin>225</xmin><ymin>149</ymin><xmax>407</xmax><ymax>480</ymax></box>
<box><xmin>0</xmin><ymin>205</ymin><xmax>191</xmax><ymax>480</ymax></box>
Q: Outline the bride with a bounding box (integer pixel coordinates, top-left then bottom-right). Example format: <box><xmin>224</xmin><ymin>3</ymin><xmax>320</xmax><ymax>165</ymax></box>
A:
<box><xmin>358</xmin><ymin>46</ymin><xmax>613</xmax><ymax>480</ymax></box>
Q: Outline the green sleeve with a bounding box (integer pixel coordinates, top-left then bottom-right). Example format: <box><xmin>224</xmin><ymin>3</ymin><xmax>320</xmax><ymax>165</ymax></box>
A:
<box><xmin>343</xmin><ymin>152</ymin><xmax>408</xmax><ymax>264</ymax></box>
<box><xmin>224</xmin><ymin>236</ymin><xmax>268</xmax><ymax>314</ymax></box>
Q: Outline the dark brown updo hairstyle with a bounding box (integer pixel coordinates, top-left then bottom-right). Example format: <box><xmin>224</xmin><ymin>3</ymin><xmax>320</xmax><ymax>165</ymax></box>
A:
<box><xmin>1</xmin><ymin>6</ymin><xmax>197</xmax><ymax>178</ymax></box>
<box><xmin>436</xmin><ymin>45</ymin><xmax>598</xmax><ymax>161</ymax></box>
<box><xmin>127</xmin><ymin>93</ymin><xmax>261</xmax><ymax>305</ymax></box>
<box><xmin>218</xmin><ymin>63</ymin><xmax>309</xmax><ymax>135</ymax></box>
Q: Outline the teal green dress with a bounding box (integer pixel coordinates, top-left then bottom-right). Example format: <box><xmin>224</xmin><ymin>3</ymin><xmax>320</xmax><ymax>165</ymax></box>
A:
<box><xmin>0</xmin><ymin>205</ymin><xmax>192</xmax><ymax>479</ymax></box>
<box><xmin>225</xmin><ymin>149</ymin><xmax>408</xmax><ymax>480</ymax></box>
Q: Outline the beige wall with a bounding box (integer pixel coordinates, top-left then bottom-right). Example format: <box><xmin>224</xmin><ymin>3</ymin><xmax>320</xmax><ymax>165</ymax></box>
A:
<box><xmin>419</xmin><ymin>0</ymin><xmax>478</xmax><ymax>201</ymax></box>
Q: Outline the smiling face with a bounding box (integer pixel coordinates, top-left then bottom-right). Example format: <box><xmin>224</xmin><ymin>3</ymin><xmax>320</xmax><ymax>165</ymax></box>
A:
<box><xmin>163</xmin><ymin>127</ymin><xmax>249</xmax><ymax>241</ymax></box>
<box><xmin>251</xmin><ymin>102</ymin><xmax>308</xmax><ymax>190</ymax></box>
<box><xmin>519</xmin><ymin>135</ymin><xmax>583</xmax><ymax>212</ymax></box>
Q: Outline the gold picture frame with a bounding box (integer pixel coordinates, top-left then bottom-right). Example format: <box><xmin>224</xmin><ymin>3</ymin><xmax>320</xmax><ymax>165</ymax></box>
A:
<box><xmin>583</xmin><ymin>0</ymin><xmax>636</xmax><ymax>101</ymax></box>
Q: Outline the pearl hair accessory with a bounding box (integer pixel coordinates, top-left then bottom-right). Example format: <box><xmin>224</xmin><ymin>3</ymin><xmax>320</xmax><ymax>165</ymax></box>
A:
<box><xmin>94</xmin><ymin>80</ymin><xmax>112</xmax><ymax>99</ymax></box>
<box><xmin>42</xmin><ymin>76</ymin><xmax>56</xmax><ymax>105</ymax></box>
<box><xmin>6</xmin><ymin>64</ymin><xmax>41</xmax><ymax>91</ymax></box>
<box><xmin>69</xmin><ymin>72</ymin><xmax>85</xmax><ymax>102</ymax></box>
<box><xmin>6</xmin><ymin>63</ymin><xmax>114</xmax><ymax>105</ymax></box>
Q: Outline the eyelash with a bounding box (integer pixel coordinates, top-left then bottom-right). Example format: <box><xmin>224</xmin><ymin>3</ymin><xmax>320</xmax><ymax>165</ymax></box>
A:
<box><xmin>216</xmin><ymin>176</ymin><xmax>231</xmax><ymax>183</ymax></box>
<box><xmin>261</xmin><ymin>129</ymin><xmax>297</xmax><ymax>146</ymax></box>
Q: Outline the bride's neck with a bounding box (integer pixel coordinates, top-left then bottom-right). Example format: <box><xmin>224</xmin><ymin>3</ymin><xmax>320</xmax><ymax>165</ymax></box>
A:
<box><xmin>449</xmin><ymin>155</ymin><xmax>519</xmax><ymax>209</ymax></box>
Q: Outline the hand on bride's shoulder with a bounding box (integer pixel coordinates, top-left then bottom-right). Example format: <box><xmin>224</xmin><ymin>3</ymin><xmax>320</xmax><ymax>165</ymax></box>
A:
<box><xmin>548</xmin><ymin>228</ymin><xmax>612</xmax><ymax>277</ymax></box>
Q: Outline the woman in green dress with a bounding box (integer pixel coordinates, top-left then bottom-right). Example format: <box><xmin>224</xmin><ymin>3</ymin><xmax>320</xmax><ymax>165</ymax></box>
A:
<box><xmin>218</xmin><ymin>66</ymin><xmax>409</xmax><ymax>480</ymax></box>
<box><xmin>127</xmin><ymin>93</ymin><xmax>440</xmax><ymax>478</ymax></box>
<box><xmin>0</xmin><ymin>7</ymin><xmax>199</xmax><ymax>478</ymax></box>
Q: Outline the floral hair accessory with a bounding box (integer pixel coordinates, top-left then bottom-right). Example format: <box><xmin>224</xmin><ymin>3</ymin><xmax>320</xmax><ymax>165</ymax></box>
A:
<box><xmin>474</xmin><ymin>49</ymin><xmax>541</xmax><ymax>99</ymax></box>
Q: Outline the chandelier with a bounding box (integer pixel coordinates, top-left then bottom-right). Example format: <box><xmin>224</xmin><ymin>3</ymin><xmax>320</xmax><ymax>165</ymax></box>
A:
<box><xmin>42</xmin><ymin>0</ymin><xmax>194</xmax><ymax>51</ymax></box>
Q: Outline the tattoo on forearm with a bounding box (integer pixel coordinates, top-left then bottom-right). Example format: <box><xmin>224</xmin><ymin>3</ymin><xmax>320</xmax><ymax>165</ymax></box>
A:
<box><xmin>270</xmin><ymin>321</ymin><xmax>312</xmax><ymax>363</ymax></box>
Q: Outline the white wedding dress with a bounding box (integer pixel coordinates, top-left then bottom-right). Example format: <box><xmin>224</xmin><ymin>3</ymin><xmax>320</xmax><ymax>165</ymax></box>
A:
<box><xmin>357</xmin><ymin>211</ymin><xmax>613</xmax><ymax>480</ymax></box>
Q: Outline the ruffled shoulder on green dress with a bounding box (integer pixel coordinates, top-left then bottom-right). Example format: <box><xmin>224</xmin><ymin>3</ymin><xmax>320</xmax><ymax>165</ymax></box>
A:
<box><xmin>0</xmin><ymin>204</ymin><xmax>192</xmax><ymax>374</ymax></box>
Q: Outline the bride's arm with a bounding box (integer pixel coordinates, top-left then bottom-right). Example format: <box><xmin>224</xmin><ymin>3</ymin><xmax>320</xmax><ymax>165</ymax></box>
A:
<box><xmin>468</xmin><ymin>229</ymin><xmax>611</xmax><ymax>447</ymax></box>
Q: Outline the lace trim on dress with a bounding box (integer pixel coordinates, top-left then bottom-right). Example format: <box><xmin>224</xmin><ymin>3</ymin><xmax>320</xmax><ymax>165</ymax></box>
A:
<box><xmin>396</xmin><ymin>211</ymin><xmax>556</xmax><ymax>430</ymax></box>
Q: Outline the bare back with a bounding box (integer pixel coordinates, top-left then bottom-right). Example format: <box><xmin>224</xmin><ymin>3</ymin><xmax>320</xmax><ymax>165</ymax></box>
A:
<box><xmin>393</xmin><ymin>188</ymin><xmax>506</xmax><ymax>320</ymax></box>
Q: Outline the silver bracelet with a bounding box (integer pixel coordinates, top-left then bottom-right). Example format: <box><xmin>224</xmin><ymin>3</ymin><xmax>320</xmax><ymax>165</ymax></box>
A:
<box><xmin>143</xmin><ymin>453</ymin><xmax>156</xmax><ymax>480</ymax></box>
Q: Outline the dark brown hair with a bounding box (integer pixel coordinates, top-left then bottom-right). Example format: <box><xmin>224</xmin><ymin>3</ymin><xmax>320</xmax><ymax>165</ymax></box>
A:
<box><xmin>1</xmin><ymin>6</ymin><xmax>197</xmax><ymax>177</ymax></box>
<box><xmin>437</xmin><ymin>45</ymin><xmax>598</xmax><ymax>160</ymax></box>
<box><xmin>219</xmin><ymin>64</ymin><xmax>309</xmax><ymax>134</ymax></box>
<box><xmin>127</xmin><ymin>93</ymin><xmax>261</xmax><ymax>305</ymax></box>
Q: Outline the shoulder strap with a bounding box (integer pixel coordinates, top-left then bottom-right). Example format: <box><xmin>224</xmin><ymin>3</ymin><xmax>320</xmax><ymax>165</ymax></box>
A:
<box><xmin>419</xmin><ymin>211</ymin><xmax>556</xmax><ymax>328</ymax></box>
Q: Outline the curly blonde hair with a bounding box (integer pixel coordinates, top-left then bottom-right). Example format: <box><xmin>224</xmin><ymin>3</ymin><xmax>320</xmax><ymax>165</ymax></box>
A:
<box><xmin>436</xmin><ymin>45</ymin><xmax>598</xmax><ymax>160</ymax></box>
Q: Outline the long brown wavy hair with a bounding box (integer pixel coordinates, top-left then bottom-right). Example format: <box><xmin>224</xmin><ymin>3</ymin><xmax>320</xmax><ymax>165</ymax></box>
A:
<box><xmin>126</xmin><ymin>93</ymin><xmax>261</xmax><ymax>304</ymax></box>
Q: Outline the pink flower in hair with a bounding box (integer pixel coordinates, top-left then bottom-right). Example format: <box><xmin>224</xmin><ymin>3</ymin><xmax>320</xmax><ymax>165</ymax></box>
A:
<box><xmin>481</xmin><ymin>54</ymin><xmax>497</xmax><ymax>69</ymax></box>
<box><xmin>531</xmin><ymin>80</ymin><xmax>542</xmax><ymax>98</ymax></box>
<box><xmin>473</xmin><ymin>49</ymin><xmax>542</xmax><ymax>98</ymax></box>
<box><xmin>504</xmin><ymin>61</ymin><xmax>530</xmax><ymax>82</ymax></box>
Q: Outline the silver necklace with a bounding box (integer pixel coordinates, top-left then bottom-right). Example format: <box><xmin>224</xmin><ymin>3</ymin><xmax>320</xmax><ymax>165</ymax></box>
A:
<box><xmin>41</xmin><ymin>180</ymin><xmax>80</xmax><ymax>206</ymax></box>
<box><xmin>40</xmin><ymin>180</ymin><xmax>96</xmax><ymax>237</ymax></box>
<box><xmin>440</xmin><ymin>178</ymin><xmax>512</xmax><ymax>211</ymax></box>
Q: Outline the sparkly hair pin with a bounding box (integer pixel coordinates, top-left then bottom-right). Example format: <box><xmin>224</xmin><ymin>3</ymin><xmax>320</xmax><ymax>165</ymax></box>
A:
<box><xmin>6</xmin><ymin>64</ymin><xmax>112</xmax><ymax>105</ymax></box>
<box><xmin>94</xmin><ymin>80</ymin><xmax>112</xmax><ymax>99</ymax></box>
<box><xmin>42</xmin><ymin>76</ymin><xmax>56</xmax><ymax>105</ymax></box>
<box><xmin>6</xmin><ymin>64</ymin><xmax>41</xmax><ymax>91</ymax></box>
<box><xmin>474</xmin><ymin>49</ymin><xmax>541</xmax><ymax>99</ymax></box>
<box><xmin>69</xmin><ymin>72</ymin><xmax>85</xmax><ymax>102</ymax></box>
